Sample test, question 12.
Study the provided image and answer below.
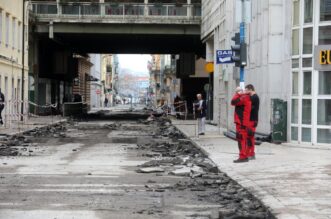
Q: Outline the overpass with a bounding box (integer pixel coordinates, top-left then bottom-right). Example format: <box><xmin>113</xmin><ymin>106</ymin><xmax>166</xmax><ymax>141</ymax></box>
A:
<box><xmin>28</xmin><ymin>1</ymin><xmax>206</xmax><ymax>115</ymax></box>
<box><xmin>30</xmin><ymin>1</ymin><xmax>203</xmax><ymax>54</ymax></box>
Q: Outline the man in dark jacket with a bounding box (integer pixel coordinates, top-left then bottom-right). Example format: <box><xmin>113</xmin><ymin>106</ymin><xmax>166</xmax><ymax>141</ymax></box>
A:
<box><xmin>194</xmin><ymin>93</ymin><xmax>207</xmax><ymax>135</ymax></box>
<box><xmin>231</xmin><ymin>87</ymin><xmax>251</xmax><ymax>163</ymax></box>
<box><xmin>245</xmin><ymin>84</ymin><xmax>260</xmax><ymax>160</ymax></box>
<box><xmin>0</xmin><ymin>89</ymin><xmax>5</xmax><ymax>126</ymax></box>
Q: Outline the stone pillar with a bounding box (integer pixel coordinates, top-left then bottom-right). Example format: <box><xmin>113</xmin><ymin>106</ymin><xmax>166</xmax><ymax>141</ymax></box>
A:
<box><xmin>56</xmin><ymin>0</ymin><xmax>62</xmax><ymax>15</ymax></box>
<box><xmin>187</xmin><ymin>0</ymin><xmax>192</xmax><ymax>18</ymax></box>
<box><xmin>144</xmin><ymin>0</ymin><xmax>149</xmax><ymax>16</ymax></box>
<box><xmin>100</xmin><ymin>0</ymin><xmax>105</xmax><ymax>16</ymax></box>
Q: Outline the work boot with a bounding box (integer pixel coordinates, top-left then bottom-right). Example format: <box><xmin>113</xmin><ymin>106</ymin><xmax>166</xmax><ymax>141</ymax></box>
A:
<box><xmin>233</xmin><ymin>158</ymin><xmax>249</xmax><ymax>163</ymax></box>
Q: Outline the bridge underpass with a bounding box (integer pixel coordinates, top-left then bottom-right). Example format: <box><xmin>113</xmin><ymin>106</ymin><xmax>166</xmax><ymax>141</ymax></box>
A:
<box><xmin>29</xmin><ymin>1</ymin><xmax>207</xmax><ymax>115</ymax></box>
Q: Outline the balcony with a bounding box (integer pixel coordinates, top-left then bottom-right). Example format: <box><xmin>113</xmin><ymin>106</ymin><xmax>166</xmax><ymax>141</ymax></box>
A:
<box><xmin>30</xmin><ymin>2</ymin><xmax>201</xmax><ymax>24</ymax></box>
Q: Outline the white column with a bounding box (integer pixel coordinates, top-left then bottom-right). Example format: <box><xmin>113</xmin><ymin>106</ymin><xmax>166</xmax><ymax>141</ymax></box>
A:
<box><xmin>56</xmin><ymin>0</ymin><xmax>62</xmax><ymax>16</ymax></box>
<box><xmin>144</xmin><ymin>0</ymin><xmax>149</xmax><ymax>16</ymax></box>
<box><xmin>100</xmin><ymin>0</ymin><xmax>105</xmax><ymax>16</ymax></box>
<box><xmin>187</xmin><ymin>0</ymin><xmax>192</xmax><ymax>18</ymax></box>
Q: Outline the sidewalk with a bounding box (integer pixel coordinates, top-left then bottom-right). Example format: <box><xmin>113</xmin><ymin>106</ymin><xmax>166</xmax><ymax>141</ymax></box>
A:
<box><xmin>173</xmin><ymin>120</ymin><xmax>331</xmax><ymax>219</ymax></box>
<box><xmin>0</xmin><ymin>115</ymin><xmax>66</xmax><ymax>136</ymax></box>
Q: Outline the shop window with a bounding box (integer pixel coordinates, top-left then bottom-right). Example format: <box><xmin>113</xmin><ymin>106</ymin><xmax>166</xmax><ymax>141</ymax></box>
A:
<box><xmin>319</xmin><ymin>26</ymin><xmax>331</xmax><ymax>44</ymax></box>
<box><xmin>293</xmin><ymin>0</ymin><xmax>300</xmax><ymax>25</ymax></box>
<box><xmin>292</xmin><ymin>29</ymin><xmax>300</xmax><ymax>55</ymax></box>
<box><xmin>317</xmin><ymin>99</ymin><xmax>331</xmax><ymax>125</ymax></box>
<box><xmin>303</xmin><ymin>71</ymin><xmax>312</xmax><ymax>95</ymax></box>
<box><xmin>317</xmin><ymin>129</ymin><xmax>331</xmax><ymax>143</ymax></box>
<box><xmin>302</xmin><ymin>128</ymin><xmax>311</xmax><ymax>142</ymax></box>
<box><xmin>320</xmin><ymin>0</ymin><xmax>331</xmax><ymax>21</ymax></box>
<box><xmin>303</xmin><ymin>28</ymin><xmax>313</xmax><ymax>54</ymax></box>
<box><xmin>291</xmin><ymin>127</ymin><xmax>298</xmax><ymax>140</ymax></box>
<box><xmin>292</xmin><ymin>99</ymin><xmax>299</xmax><ymax>123</ymax></box>
<box><xmin>319</xmin><ymin>71</ymin><xmax>331</xmax><ymax>95</ymax></box>
<box><xmin>302</xmin><ymin>99</ymin><xmax>312</xmax><ymax>124</ymax></box>
<box><xmin>292</xmin><ymin>71</ymin><xmax>299</xmax><ymax>95</ymax></box>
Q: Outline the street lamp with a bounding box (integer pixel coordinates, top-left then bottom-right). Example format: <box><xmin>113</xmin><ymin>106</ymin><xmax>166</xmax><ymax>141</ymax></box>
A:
<box><xmin>21</xmin><ymin>0</ymin><xmax>29</xmax><ymax>121</ymax></box>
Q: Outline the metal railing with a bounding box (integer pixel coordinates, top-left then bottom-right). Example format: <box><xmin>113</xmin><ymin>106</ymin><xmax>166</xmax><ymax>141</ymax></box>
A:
<box><xmin>30</xmin><ymin>2</ymin><xmax>201</xmax><ymax>19</ymax></box>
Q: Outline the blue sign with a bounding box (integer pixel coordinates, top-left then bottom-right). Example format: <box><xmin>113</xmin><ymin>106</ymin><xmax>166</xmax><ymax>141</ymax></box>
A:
<box><xmin>216</xmin><ymin>50</ymin><xmax>234</xmax><ymax>64</ymax></box>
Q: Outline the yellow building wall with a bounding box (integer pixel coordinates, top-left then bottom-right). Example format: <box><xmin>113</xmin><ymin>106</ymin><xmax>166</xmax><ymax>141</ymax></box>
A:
<box><xmin>0</xmin><ymin>0</ymin><xmax>29</xmax><ymax>119</ymax></box>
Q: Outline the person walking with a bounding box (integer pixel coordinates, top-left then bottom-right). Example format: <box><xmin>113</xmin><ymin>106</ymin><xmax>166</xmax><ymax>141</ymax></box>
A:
<box><xmin>104</xmin><ymin>97</ymin><xmax>109</xmax><ymax>108</ymax></box>
<box><xmin>245</xmin><ymin>84</ymin><xmax>260</xmax><ymax>160</ymax></box>
<box><xmin>194</xmin><ymin>94</ymin><xmax>207</xmax><ymax>135</ymax></box>
<box><xmin>231</xmin><ymin>87</ymin><xmax>251</xmax><ymax>163</ymax></box>
<box><xmin>0</xmin><ymin>89</ymin><xmax>5</xmax><ymax>126</ymax></box>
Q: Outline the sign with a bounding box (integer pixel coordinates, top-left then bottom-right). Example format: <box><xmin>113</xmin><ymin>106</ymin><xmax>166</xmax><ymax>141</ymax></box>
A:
<box><xmin>205</xmin><ymin>62</ymin><xmax>214</xmax><ymax>73</ymax></box>
<box><xmin>314</xmin><ymin>45</ymin><xmax>331</xmax><ymax>71</ymax></box>
<box><xmin>216</xmin><ymin>50</ymin><xmax>233</xmax><ymax>64</ymax></box>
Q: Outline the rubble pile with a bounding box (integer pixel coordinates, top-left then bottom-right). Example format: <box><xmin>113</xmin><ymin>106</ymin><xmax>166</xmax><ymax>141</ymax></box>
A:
<box><xmin>0</xmin><ymin>122</ymin><xmax>67</xmax><ymax>156</ymax></box>
<box><xmin>135</xmin><ymin>118</ymin><xmax>274</xmax><ymax>219</ymax></box>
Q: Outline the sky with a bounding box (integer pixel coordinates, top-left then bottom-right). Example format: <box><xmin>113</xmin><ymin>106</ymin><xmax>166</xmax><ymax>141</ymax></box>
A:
<box><xmin>118</xmin><ymin>54</ymin><xmax>151</xmax><ymax>76</ymax></box>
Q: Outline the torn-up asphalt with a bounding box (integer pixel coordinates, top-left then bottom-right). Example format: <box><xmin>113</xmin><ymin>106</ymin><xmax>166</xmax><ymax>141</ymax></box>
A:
<box><xmin>0</xmin><ymin>115</ymin><xmax>275</xmax><ymax>219</ymax></box>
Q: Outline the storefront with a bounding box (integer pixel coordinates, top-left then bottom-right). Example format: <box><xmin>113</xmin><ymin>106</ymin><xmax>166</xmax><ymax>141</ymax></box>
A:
<box><xmin>291</xmin><ymin>0</ymin><xmax>331</xmax><ymax>144</ymax></box>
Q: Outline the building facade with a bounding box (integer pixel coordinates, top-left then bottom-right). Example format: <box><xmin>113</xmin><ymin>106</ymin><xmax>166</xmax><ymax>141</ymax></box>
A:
<box><xmin>0</xmin><ymin>0</ymin><xmax>29</xmax><ymax>122</ymax></box>
<box><xmin>201</xmin><ymin>0</ymin><xmax>331</xmax><ymax>145</ymax></box>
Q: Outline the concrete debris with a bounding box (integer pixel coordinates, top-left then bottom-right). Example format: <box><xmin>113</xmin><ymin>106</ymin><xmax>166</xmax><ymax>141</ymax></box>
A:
<box><xmin>137</xmin><ymin>167</ymin><xmax>165</xmax><ymax>173</ymax></box>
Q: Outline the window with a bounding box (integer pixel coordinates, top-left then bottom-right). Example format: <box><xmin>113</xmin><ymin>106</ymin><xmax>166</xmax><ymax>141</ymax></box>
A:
<box><xmin>302</xmin><ymin>128</ymin><xmax>311</xmax><ymax>142</ymax></box>
<box><xmin>292</xmin><ymin>29</ymin><xmax>300</xmax><ymax>55</ymax></box>
<box><xmin>0</xmin><ymin>10</ymin><xmax>2</xmax><ymax>43</ymax></box>
<box><xmin>5</xmin><ymin>14</ymin><xmax>9</xmax><ymax>47</ymax></box>
<box><xmin>319</xmin><ymin>71</ymin><xmax>331</xmax><ymax>95</ymax></box>
<box><xmin>317</xmin><ymin>129</ymin><xmax>331</xmax><ymax>143</ymax></box>
<box><xmin>18</xmin><ymin>22</ymin><xmax>21</xmax><ymax>52</ymax></box>
<box><xmin>303</xmin><ymin>28</ymin><xmax>313</xmax><ymax>54</ymax></box>
<box><xmin>293</xmin><ymin>0</ymin><xmax>300</xmax><ymax>25</ymax></box>
<box><xmin>319</xmin><ymin>26</ymin><xmax>331</xmax><ymax>45</ymax></box>
<box><xmin>292</xmin><ymin>71</ymin><xmax>299</xmax><ymax>95</ymax></box>
<box><xmin>12</xmin><ymin>18</ymin><xmax>15</xmax><ymax>49</ymax></box>
<box><xmin>292</xmin><ymin>59</ymin><xmax>299</xmax><ymax>68</ymax></box>
<box><xmin>302</xmin><ymin>58</ymin><xmax>312</xmax><ymax>67</ymax></box>
<box><xmin>292</xmin><ymin>99</ymin><xmax>299</xmax><ymax>123</ymax></box>
<box><xmin>304</xmin><ymin>0</ymin><xmax>313</xmax><ymax>23</ymax></box>
<box><xmin>317</xmin><ymin>100</ymin><xmax>331</xmax><ymax>125</ymax></box>
<box><xmin>320</xmin><ymin>0</ymin><xmax>331</xmax><ymax>21</ymax></box>
<box><xmin>302</xmin><ymin>99</ymin><xmax>312</xmax><ymax>124</ymax></box>
<box><xmin>291</xmin><ymin>127</ymin><xmax>298</xmax><ymax>140</ymax></box>
<box><xmin>303</xmin><ymin>71</ymin><xmax>311</xmax><ymax>95</ymax></box>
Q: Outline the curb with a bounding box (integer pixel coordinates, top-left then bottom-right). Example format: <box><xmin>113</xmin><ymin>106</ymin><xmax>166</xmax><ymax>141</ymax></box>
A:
<box><xmin>173</xmin><ymin>123</ymin><xmax>282</xmax><ymax>219</ymax></box>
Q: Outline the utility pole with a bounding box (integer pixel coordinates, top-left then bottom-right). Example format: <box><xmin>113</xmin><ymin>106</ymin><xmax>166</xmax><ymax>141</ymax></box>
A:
<box><xmin>231</xmin><ymin>0</ymin><xmax>247</xmax><ymax>89</ymax></box>
<box><xmin>239</xmin><ymin>0</ymin><xmax>246</xmax><ymax>89</ymax></box>
<box><xmin>21</xmin><ymin>0</ymin><xmax>27</xmax><ymax>121</ymax></box>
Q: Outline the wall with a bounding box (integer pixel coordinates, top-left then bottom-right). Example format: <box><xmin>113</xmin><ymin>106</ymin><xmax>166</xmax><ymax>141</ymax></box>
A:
<box><xmin>201</xmin><ymin>0</ymin><xmax>292</xmax><ymax>134</ymax></box>
<box><xmin>0</xmin><ymin>0</ymin><xmax>29</xmax><ymax>122</ymax></box>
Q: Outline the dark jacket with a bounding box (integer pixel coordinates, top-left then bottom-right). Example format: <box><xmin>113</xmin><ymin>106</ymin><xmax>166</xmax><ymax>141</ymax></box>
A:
<box><xmin>250</xmin><ymin>94</ymin><xmax>260</xmax><ymax>123</ymax></box>
<box><xmin>195</xmin><ymin>99</ymin><xmax>207</xmax><ymax>118</ymax></box>
<box><xmin>0</xmin><ymin>92</ymin><xmax>4</xmax><ymax>104</ymax></box>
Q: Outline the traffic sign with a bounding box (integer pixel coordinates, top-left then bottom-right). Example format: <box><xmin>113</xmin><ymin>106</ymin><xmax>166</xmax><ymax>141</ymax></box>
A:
<box><xmin>216</xmin><ymin>50</ymin><xmax>234</xmax><ymax>64</ymax></box>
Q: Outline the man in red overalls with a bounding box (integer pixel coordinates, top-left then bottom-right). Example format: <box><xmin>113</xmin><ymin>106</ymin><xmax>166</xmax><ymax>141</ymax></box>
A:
<box><xmin>231</xmin><ymin>87</ymin><xmax>252</xmax><ymax>163</ymax></box>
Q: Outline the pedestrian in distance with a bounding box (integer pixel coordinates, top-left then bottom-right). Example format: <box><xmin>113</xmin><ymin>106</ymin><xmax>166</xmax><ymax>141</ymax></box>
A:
<box><xmin>104</xmin><ymin>97</ymin><xmax>108</xmax><ymax>108</ymax></box>
<box><xmin>194</xmin><ymin>93</ymin><xmax>207</xmax><ymax>135</ymax></box>
<box><xmin>0</xmin><ymin>89</ymin><xmax>5</xmax><ymax>126</ymax></box>
<box><xmin>231</xmin><ymin>87</ymin><xmax>252</xmax><ymax>163</ymax></box>
<box><xmin>245</xmin><ymin>84</ymin><xmax>260</xmax><ymax>160</ymax></box>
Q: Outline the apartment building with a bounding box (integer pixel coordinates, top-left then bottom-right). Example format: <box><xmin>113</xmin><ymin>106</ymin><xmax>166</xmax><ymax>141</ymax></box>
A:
<box><xmin>0</xmin><ymin>0</ymin><xmax>29</xmax><ymax>121</ymax></box>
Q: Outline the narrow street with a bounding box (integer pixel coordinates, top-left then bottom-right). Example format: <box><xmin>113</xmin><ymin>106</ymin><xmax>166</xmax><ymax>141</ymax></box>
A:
<box><xmin>0</xmin><ymin>111</ymin><xmax>274</xmax><ymax>219</ymax></box>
